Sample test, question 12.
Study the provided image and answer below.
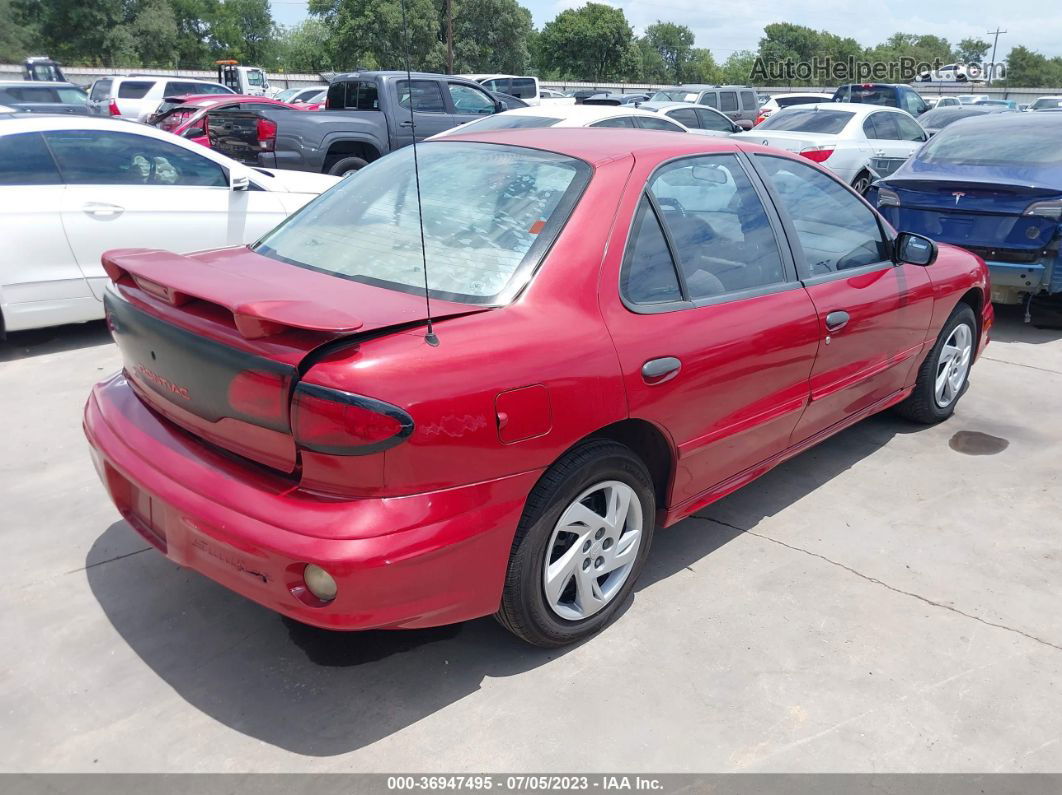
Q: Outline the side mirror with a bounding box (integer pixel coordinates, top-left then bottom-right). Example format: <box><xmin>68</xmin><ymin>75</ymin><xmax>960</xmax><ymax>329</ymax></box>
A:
<box><xmin>230</xmin><ymin>173</ymin><xmax>250</xmax><ymax>191</ymax></box>
<box><xmin>895</xmin><ymin>231</ymin><xmax>937</xmax><ymax>266</ymax></box>
<box><xmin>182</xmin><ymin>125</ymin><xmax>204</xmax><ymax>138</ymax></box>
<box><xmin>731</xmin><ymin>123</ymin><xmax>741</xmax><ymax>133</ymax></box>
<box><xmin>494</xmin><ymin>99</ymin><xmax>505</xmax><ymax>113</ymax></box>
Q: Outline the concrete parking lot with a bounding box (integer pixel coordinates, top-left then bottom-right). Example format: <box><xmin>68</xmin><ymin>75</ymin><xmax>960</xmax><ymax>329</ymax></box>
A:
<box><xmin>1</xmin><ymin>305</ymin><xmax>1060</xmax><ymax>772</ymax></box>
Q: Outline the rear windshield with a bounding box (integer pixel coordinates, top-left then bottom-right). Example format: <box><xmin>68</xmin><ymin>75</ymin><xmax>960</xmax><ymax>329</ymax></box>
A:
<box><xmin>455</xmin><ymin>114</ymin><xmax>559</xmax><ymax>132</ymax></box>
<box><xmin>776</xmin><ymin>95</ymin><xmax>825</xmax><ymax>108</ymax></box>
<box><xmin>255</xmin><ymin>143</ymin><xmax>591</xmax><ymax>305</ymax></box>
<box><xmin>920</xmin><ymin>121</ymin><xmax>1062</xmax><ymax>166</ymax></box>
<box><xmin>651</xmin><ymin>90</ymin><xmax>697</xmax><ymax>103</ymax></box>
<box><xmin>757</xmin><ymin>108</ymin><xmax>853</xmax><ymax>133</ymax></box>
<box><xmin>842</xmin><ymin>86</ymin><xmax>899</xmax><ymax>107</ymax></box>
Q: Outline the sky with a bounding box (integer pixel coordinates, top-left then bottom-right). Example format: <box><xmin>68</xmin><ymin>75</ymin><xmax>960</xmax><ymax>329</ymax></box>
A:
<box><xmin>268</xmin><ymin>0</ymin><xmax>1059</xmax><ymax>60</ymax></box>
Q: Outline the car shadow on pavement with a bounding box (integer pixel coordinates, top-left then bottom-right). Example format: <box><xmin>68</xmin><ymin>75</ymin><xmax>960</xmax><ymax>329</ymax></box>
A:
<box><xmin>990</xmin><ymin>303</ymin><xmax>1062</xmax><ymax>344</ymax></box>
<box><xmin>0</xmin><ymin>320</ymin><xmax>111</xmax><ymax>362</ymax></box>
<box><xmin>84</xmin><ymin>411</ymin><xmax>917</xmax><ymax>757</ymax></box>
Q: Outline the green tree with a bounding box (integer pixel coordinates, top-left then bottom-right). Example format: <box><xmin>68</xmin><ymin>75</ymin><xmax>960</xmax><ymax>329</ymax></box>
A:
<box><xmin>633</xmin><ymin>36</ymin><xmax>668</xmax><ymax>83</ymax></box>
<box><xmin>537</xmin><ymin>3</ymin><xmax>634</xmax><ymax>81</ymax></box>
<box><xmin>170</xmin><ymin>0</ymin><xmax>221</xmax><ymax>68</ymax></box>
<box><xmin>1</xmin><ymin>0</ymin><xmax>37</xmax><ymax>62</ymax></box>
<box><xmin>720</xmin><ymin>49</ymin><xmax>756</xmax><ymax>84</ymax></box>
<box><xmin>309</xmin><ymin>0</ymin><xmax>443</xmax><ymax>71</ymax></box>
<box><xmin>13</xmin><ymin>0</ymin><xmax>129</xmax><ymax>65</ymax></box>
<box><xmin>211</xmin><ymin>0</ymin><xmax>277</xmax><ymax>65</ymax></box>
<box><xmin>448</xmin><ymin>0</ymin><xmax>533</xmax><ymax>75</ymax></box>
<box><xmin>955</xmin><ymin>37</ymin><xmax>989</xmax><ymax>64</ymax></box>
<box><xmin>132</xmin><ymin>0</ymin><xmax>180</xmax><ymax>67</ymax></box>
<box><xmin>643</xmin><ymin>21</ymin><xmax>695</xmax><ymax>84</ymax></box>
<box><xmin>686</xmin><ymin>47</ymin><xmax>720</xmax><ymax>83</ymax></box>
<box><xmin>275</xmin><ymin>18</ymin><xmax>335</xmax><ymax>72</ymax></box>
<box><xmin>1003</xmin><ymin>45</ymin><xmax>1062</xmax><ymax>87</ymax></box>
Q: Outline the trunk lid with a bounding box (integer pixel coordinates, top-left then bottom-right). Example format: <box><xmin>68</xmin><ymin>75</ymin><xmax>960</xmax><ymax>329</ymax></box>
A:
<box><xmin>881</xmin><ymin>179</ymin><xmax>1062</xmax><ymax>258</ymax></box>
<box><xmin>741</xmin><ymin>131</ymin><xmax>838</xmax><ymax>154</ymax></box>
<box><xmin>206</xmin><ymin>109</ymin><xmax>266</xmax><ymax>165</ymax></box>
<box><xmin>103</xmin><ymin>246</ymin><xmax>484</xmax><ymax>473</ymax></box>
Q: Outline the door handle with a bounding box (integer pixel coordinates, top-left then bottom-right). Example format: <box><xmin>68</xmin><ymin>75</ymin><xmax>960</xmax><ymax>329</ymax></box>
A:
<box><xmin>399</xmin><ymin>120</ymin><xmax>414</xmax><ymax>127</ymax></box>
<box><xmin>641</xmin><ymin>356</ymin><xmax>681</xmax><ymax>384</ymax></box>
<box><xmin>825</xmin><ymin>310</ymin><xmax>850</xmax><ymax>332</ymax></box>
<box><xmin>82</xmin><ymin>203</ymin><xmax>125</xmax><ymax>219</ymax></box>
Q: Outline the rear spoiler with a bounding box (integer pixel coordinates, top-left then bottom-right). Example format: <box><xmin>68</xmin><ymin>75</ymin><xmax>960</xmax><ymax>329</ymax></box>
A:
<box><xmin>102</xmin><ymin>248</ymin><xmax>365</xmax><ymax>339</ymax></box>
<box><xmin>581</xmin><ymin>98</ymin><xmax>622</xmax><ymax>106</ymax></box>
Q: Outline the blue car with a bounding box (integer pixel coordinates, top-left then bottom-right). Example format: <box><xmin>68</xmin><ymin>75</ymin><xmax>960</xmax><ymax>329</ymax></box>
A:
<box><xmin>872</xmin><ymin>112</ymin><xmax>1062</xmax><ymax>325</ymax></box>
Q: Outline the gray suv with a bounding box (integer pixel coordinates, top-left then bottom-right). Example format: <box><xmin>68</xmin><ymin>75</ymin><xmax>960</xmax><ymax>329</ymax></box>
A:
<box><xmin>649</xmin><ymin>85</ymin><xmax>760</xmax><ymax>129</ymax></box>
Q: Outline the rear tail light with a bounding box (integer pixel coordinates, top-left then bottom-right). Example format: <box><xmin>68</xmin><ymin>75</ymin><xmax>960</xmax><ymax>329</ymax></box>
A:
<box><xmin>1023</xmin><ymin>199</ymin><xmax>1062</xmax><ymax>218</ymax></box>
<box><xmin>754</xmin><ymin>113</ymin><xmax>767</xmax><ymax>125</ymax></box>
<box><xmin>291</xmin><ymin>383</ymin><xmax>413</xmax><ymax>455</ymax></box>
<box><xmin>256</xmin><ymin>117</ymin><xmax>277</xmax><ymax>151</ymax></box>
<box><xmin>228</xmin><ymin>370</ymin><xmax>291</xmax><ymax>424</ymax></box>
<box><xmin>108</xmin><ymin>99</ymin><xmax>120</xmax><ymax>116</ymax></box>
<box><xmin>799</xmin><ymin>146</ymin><xmax>834</xmax><ymax>163</ymax></box>
<box><xmin>877</xmin><ymin>187</ymin><xmax>900</xmax><ymax>207</ymax></box>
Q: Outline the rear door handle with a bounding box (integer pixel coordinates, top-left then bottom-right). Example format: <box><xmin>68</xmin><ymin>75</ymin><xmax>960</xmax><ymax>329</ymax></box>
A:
<box><xmin>82</xmin><ymin>203</ymin><xmax>125</xmax><ymax>219</ymax></box>
<box><xmin>825</xmin><ymin>310</ymin><xmax>850</xmax><ymax>332</ymax></box>
<box><xmin>642</xmin><ymin>356</ymin><xmax>681</xmax><ymax>384</ymax></box>
<box><xmin>399</xmin><ymin>120</ymin><xmax>414</xmax><ymax>127</ymax></box>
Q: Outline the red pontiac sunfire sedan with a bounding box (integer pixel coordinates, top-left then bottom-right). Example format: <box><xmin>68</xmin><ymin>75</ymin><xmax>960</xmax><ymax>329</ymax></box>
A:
<box><xmin>84</xmin><ymin>129</ymin><xmax>992</xmax><ymax>647</ymax></box>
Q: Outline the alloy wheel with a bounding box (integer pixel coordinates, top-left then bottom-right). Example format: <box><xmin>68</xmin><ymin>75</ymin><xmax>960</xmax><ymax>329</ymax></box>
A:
<box><xmin>935</xmin><ymin>322</ymin><xmax>973</xmax><ymax>407</ymax></box>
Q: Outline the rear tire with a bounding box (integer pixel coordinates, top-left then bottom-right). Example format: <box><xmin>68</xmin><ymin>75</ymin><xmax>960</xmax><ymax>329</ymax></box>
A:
<box><xmin>326</xmin><ymin>156</ymin><xmax>368</xmax><ymax>176</ymax></box>
<box><xmin>496</xmin><ymin>439</ymin><xmax>655</xmax><ymax>647</ymax></box>
<box><xmin>894</xmin><ymin>303</ymin><xmax>977</xmax><ymax>424</ymax></box>
<box><xmin>852</xmin><ymin>170</ymin><xmax>872</xmax><ymax>196</ymax></box>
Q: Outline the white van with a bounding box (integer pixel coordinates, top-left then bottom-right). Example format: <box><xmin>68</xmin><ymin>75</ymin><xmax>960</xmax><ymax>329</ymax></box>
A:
<box><xmin>462</xmin><ymin>75</ymin><xmax>575</xmax><ymax>107</ymax></box>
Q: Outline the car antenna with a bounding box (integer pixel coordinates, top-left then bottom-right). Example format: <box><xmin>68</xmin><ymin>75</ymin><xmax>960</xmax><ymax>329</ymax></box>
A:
<box><xmin>399</xmin><ymin>0</ymin><xmax>439</xmax><ymax>347</ymax></box>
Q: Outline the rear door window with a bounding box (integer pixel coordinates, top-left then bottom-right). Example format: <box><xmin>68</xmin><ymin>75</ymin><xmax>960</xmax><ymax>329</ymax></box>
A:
<box><xmin>719</xmin><ymin>92</ymin><xmax>738</xmax><ymax>112</ymax></box>
<box><xmin>0</xmin><ymin>132</ymin><xmax>63</xmax><ymax>185</ymax></box>
<box><xmin>667</xmin><ymin>108</ymin><xmax>699</xmax><ymax>127</ymax></box>
<box><xmin>636</xmin><ymin>116</ymin><xmax>685</xmax><ymax>132</ymax></box>
<box><xmin>330</xmin><ymin>80</ymin><xmax>379</xmax><ymax>110</ymax></box>
<box><xmin>397</xmin><ymin>80</ymin><xmax>447</xmax><ymax>113</ymax></box>
<box><xmin>621</xmin><ymin>195</ymin><xmax>683</xmax><ymax>305</ymax></box>
<box><xmin>649</xmin><ymin>154</ymin><xmax>786</xmax><ymax>300</ymax></box>
<box><xmin>863</xmin><ymin>112</ymin><xmax>901</xmax><ymax>140</ymax></box>
<box><xmin>589</xmin><ymin>116</ymin><xmax>637</xmax><ymax>128</ymax></box>
<box><xmin>117</xmin><ymin>81</ymin><xmax>154</xmax><ymax>99</ymax></box>
<box><xmin>165</xmin><ymin>81</ymin><xmax>222</xmax><ymax>97</ymax></box>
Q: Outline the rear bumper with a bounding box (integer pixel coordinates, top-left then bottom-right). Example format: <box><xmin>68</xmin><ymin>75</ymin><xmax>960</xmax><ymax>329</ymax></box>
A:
<box><xmin>83</xmin><ymin>373</ymin><xmax>540</xmax><ymax>630</ymax></box>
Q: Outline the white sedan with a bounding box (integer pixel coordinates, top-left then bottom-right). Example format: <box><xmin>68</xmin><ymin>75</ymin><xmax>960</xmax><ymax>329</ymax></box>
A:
<box><xmin>0</xmin><ymin>115</ymin><xmax>338</xmax><ymax>332</ymax></box>
<box><xmin>429</xmin><ymin>104</ymin><xmax>697</xmax><ymax>138</ymax></box>
<box><xmin>733</xmin><ymin>103</ymin><xmax>928</xmax><ymax>194</ymax></box>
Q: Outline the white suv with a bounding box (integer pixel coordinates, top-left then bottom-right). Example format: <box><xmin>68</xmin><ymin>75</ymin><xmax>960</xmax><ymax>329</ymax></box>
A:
<box><xmin>87</xmin><ymin>75</ymin><xmax>234</xmax><ymax>122</ymax></box>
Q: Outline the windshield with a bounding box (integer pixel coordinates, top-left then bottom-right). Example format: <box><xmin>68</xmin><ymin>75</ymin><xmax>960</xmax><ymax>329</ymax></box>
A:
<box><xmin>842</xmin><ymin>86</ymin><xmax>899</xmax><ymax>107</ymax></box>
<box><xmin>651</xmin><ymin>90</ymin><xmax>697</xmax><ymax>102</ymax></box>
<box><xmin>453</xmin><ymin>114</ymin><xmax>560</xmax><ymax>133</ymax></box>
<box><xmin>758</xmin><ymin>108</ymin><xmax>853</xmax><ymax>133</ymax></box>
<box><xmin>255</xmin><ymin>143</ymin><xmax>591</xmax><ymax>305</ymax></box>
<box><xmin>920</xmin><ymin>120</ymin><xmax>1062</xmax><ymax>166</ymax></box>
<box><xmin>1032</xmin><ymin>98</ymin><xmax>1062</xmax><ymax>109</ymax></box>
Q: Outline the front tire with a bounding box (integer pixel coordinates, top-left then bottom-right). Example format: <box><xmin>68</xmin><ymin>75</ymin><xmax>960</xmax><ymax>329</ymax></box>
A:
<box><xmin>895</xmin><ymin>303</ymin><xmax>977</xmax><ymax>424</ymax></box>
<box><xmin>496</xmin><ymin>439</ymin><xmax>656</xmax><ymax>647</ymax></box>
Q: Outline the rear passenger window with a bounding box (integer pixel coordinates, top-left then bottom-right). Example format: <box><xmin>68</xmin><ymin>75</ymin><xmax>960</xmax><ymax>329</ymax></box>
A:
<box><xmin>510</xmin><ymin>78</ymin><xmax>537</xmax><ymax>99</ymax></box>
<box><xmin>331</xmin><ymin>80</ymin><xmax>379</xmax><ymax>110</ymax></box>
<box><xmin>636</xmin><ymin>116</ymin><xmax>685</xmax><ymax>132</ymax></box>
<box><xmin>117</xmin><ymin>81</ymin><xmax>153</xmax><ymax>99</ymax></box>
<box><xmin>622</xmin><ymin>196</ymin><xmax>682</xmax><ymax>304</ymax></box>
<box><xmin>667</xmin><ymin>108</ymin><xmax>699</xmax><ymax>128</ymax></box>
<box><xmin>589</xmin><ymin>116</ymin><xmax>636</xmax><ymax>128</ymax></box>
<box><xmin>719</xmin><ymin>92</ymin><xmax>738</xmax><ymax>112</ymax></box>
<box><xmin>397</xmin><ymin>80</ymin><xmax>446</xmax><ymax>113</ymax></box>
<box><xmin>649</xmin><ymin>154</ymin><xmax>786</xmax><ymax>300</ymax></box>
<box><xmin>755</xmin><ymin>154</ymin><xmax>889</xmax><ymax>277</ymax></box>
<box><xmin>0</xmin><ymin>132</ymin><xmax>62</xmax><ymax>185</ymax></box>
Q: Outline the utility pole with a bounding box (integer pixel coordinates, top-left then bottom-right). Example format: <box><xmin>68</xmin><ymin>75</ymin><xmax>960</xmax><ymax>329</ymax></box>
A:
<box><xmin>446</xmin><ymin>0</ymin><xmax>454</xmax><ymax>75</ymax></box>
<box><xmin>986</xmin><ymin>27</ymin><xmax>1006</xmax><ymax>84</ymax></box>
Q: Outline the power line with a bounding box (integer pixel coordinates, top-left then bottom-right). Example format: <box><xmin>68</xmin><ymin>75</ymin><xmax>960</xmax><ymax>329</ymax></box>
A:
<box><xmin>986</xmin><ymin>26</ymin><xmax>1006</xmax><ymax>84</ymax></box>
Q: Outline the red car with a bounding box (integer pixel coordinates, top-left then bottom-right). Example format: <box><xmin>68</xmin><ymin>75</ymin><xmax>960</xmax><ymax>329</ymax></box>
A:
<box><xmin>152</xmin><ymin>94</ymin><xmax>302</xmax><ymax>147</ymax></box>
<box><xmin>84</xmin><ymin>130</ymin><xmax>992</xmax><ymax>647</ymax></box>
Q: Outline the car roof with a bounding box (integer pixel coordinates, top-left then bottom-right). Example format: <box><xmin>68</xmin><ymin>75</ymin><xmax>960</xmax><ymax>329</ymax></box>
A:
<box><xmin>0</xmin><ymin>80</ymin><xmax>81</xmax><ymax>88</ymax></box>
<box><xmin>638</xmin><ymin>101</ymin><xmax>720</xmax><ymax>113</ymax></box>
<box><xmin>935</xmin><ymin>110</ymin><xmax>1062</xmax><ymax>131</ymax></box>
<box><xmin>781</xmin><ymin>102</ymin><xmax>908</xmax><ymax>117</ymax></box>
<box><xmin>436</xmin><ymin>126</ymin><xmax>772</xmax><ymax>166</ymax></box>
<box><xmin>0</xmin><ymin>114</ymin><xmax>180</xmax><ymax>134</ymax></box>
<box><xmin>767</xmin><ymin>92</ymin><xmax>833</xmax><ymax>99</ymax></box>
<box><xmin>487</xmin><ymin>104</ymin><xmax>664</xmax><ymax>122</ymax></box>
